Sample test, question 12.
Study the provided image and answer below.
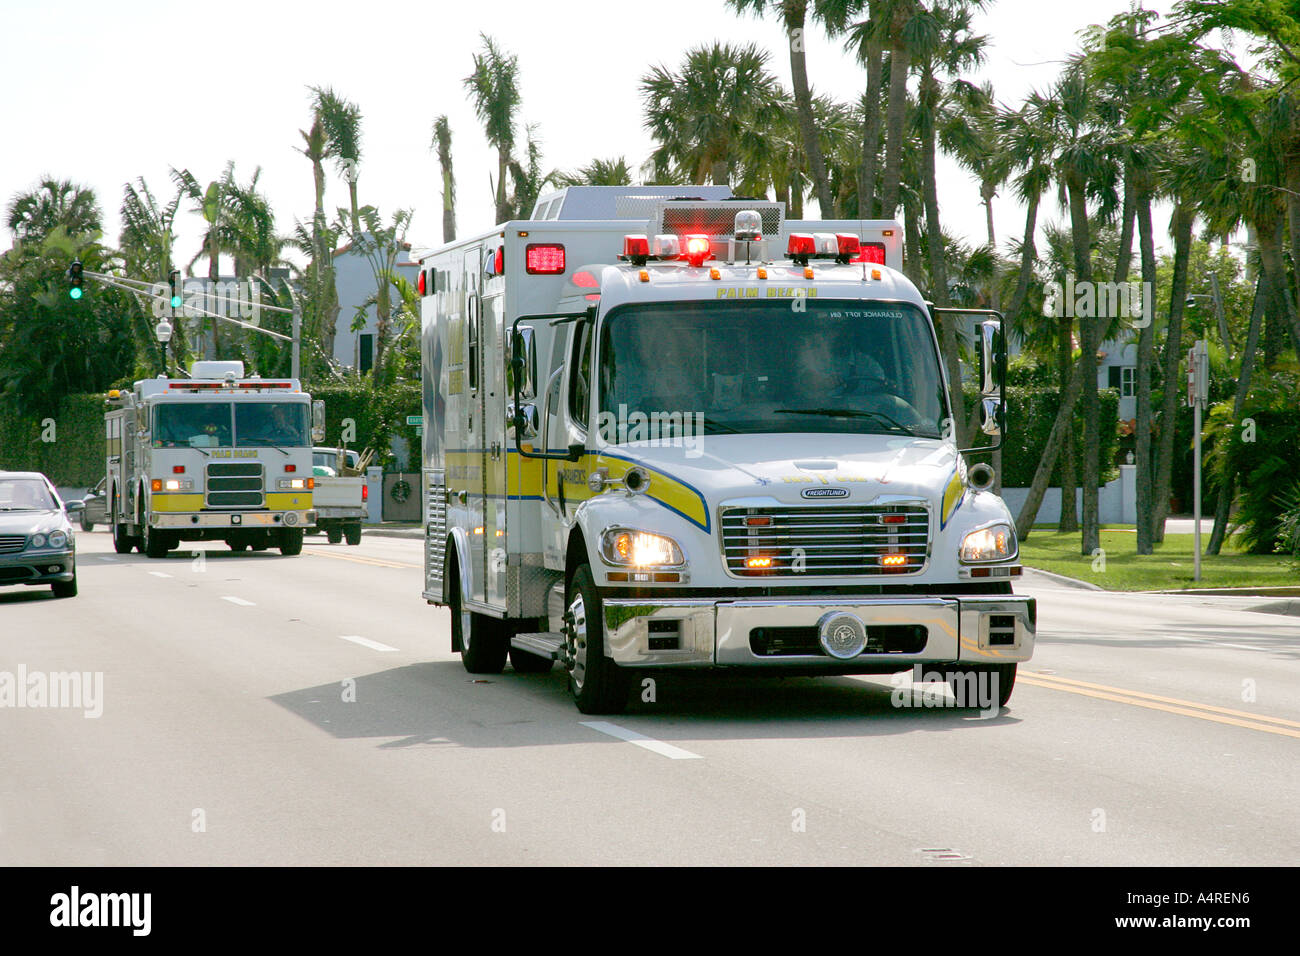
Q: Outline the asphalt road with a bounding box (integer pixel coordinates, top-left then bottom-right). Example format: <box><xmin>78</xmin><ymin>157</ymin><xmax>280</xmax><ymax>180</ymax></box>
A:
<box><xmin>1</xmin><ymin>531</ymin><xmax>1296</xmax><ymax>865</ymax></box>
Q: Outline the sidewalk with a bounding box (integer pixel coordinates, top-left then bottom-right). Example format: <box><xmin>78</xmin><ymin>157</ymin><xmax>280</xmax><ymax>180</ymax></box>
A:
<box><xmin>361</xmin><ymin>521</ymin><xmax>422</xmax><ymax>539</ymax></box>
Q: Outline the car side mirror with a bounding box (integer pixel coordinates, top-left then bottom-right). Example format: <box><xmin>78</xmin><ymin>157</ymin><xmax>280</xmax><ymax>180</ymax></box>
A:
<box><xmin>65</xmin><ymin>500</ymin><xmax>85</xmax><ymax>513</ymax></box>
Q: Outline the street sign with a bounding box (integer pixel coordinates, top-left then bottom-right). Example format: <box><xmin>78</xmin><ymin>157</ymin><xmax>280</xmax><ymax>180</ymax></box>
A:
<box><xmin>406</xmin><ymin>415</ymin><xmax>423</xmax><ymax>426</ymax></box>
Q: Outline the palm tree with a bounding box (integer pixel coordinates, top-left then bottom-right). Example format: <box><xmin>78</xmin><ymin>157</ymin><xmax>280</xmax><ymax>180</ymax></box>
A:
<box><xmin>431</xmin><ymin>115</ymin><xmax>456</xmax><ymax>243</ymax></box>
<box><xmin>1000</xmin><ymin>90</ymin><xmax>1056</xmax><ymax>324</ymax></box>
<box><xmin>6</xmin><ymin>178</ymin><xmax>101</xmax><ymax>242</ymax></box>
<box><xmin>119</xmin><ymin>177</ymin><xmax>188</xmax><ymax>367</ymax></box>
<box><xmin>554</xmin><ymin>157</ymin><xmax>635</xmax><ymax>187</ymax></box>
<box><xmin>642</xmin><ymin>42</ymin><xmax>782</xmax><ymax>186</ymax></box>
<box><xmin>880</xmin><ymin>0</ymin><xmax>928</xmax><ymax>218</ymax></box>
<box><xmin>727</xmin><ymin>0</ymin><xmax>836</xmax><ymax>215</ymax></box>
<box><xmin>298</xmin><ymin>100</ymin><xmax>339</xmax><ymax>382</ymax></box>
<box><xmin>312</xmin><ymin>86</ymin><xmax>364</xmax><ymax>236</ymax></box>
<box><xmin>507</xmin><ymin>125</ymin><xmax>557</xmax><ymax>219</ymax></box>
<box><xmin>464</xmin><ymin>34</ymin><xmax>522</xmax><ymax>224</ymax></box>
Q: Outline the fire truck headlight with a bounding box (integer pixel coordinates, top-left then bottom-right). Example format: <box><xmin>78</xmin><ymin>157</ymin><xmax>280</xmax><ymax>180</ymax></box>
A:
<box><xmin>959</xmin><ymin>523</ymin><xmax>1017</xmax><ymax>563</ymax></box>
<box><xmin>164</xmin><ymin>479</ymin><xmax>182</xmax><ymax>491</ymax></box>
<box><xmin>600</xmin><ymin>528</ymin><xmax>685</xmax><ymax>568</ymax></box>
<box><xmin>277</xmin><ymin>478</ymin><xmax>307</xmax><ymax>490</ymax></box>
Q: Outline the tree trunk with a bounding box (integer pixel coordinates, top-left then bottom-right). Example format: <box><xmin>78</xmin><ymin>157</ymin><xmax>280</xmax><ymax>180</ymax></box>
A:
<box><xmin>786</xmin><ymin>3</ymin><xmax>834</xmax><ymax>216</ymax></box>
<box><xmin>496</xmin><ymin>146</ymin><xmax>511</xmax><ymax>222</ymax></box>
<box><xmin>1134</xmin><ymin>182</ymin><xmax>1156</xmax><ymax>554</ymax></box>
<box><xmin>1057</xmin><ymin>313</ymin><xmax>1079</xmax><ymax>533</ymax></box>
<box><xmin>442</xmin><ymin>164</ymin><xmax>456</xmax><ymax>243</ymax></box>
<box><xmin>903</xmin><ymin>192</ymin><xmax>924</xmax><ymax>286</ymax></box>
<box><xmin>1152</xmin><ymin>203</ymin><xmax>1195</xmax><ymax>543</ymax></box>
<box><xmin>920</xmin><ymin>74</ymin><xmax>963</xmax><ymax>441</ymax></box>
<box><xmin>1256</xmin><ymin>213</ymin><xmax>1300</xmax><ymax>361</ymax></box>
<box><xmin>1207</xmin><ymin>274</ymin><xmax>1265</xmax><ymax>555</ymax></box>
<box><xmin>857</xmin><ymin>31</ymin><xmax>884</xmax><ymax>219</ymax></box>
<box><xmin>879</xmin><ymin>8</ymin><xmax>911</xmax><ymax>219</ymax></box>
<box><xmin>1067</xmin><ymin>176</ymin><xmax>1101</xmax><ymax>557</ymax></box>
<box><xmin>1004</xmin><ymin>191</ymin><xmax>1041</xmax><ymax>322</ymax></box>
<box><xmin>1016</xmin><ymin>359</ymin><xmax>1087</xmax><ymax>539</ymax></box>
<box><xmin>711</xmin><ymin>158</ymin><xmax>729</xmax><ymax>187</ymax></box>
<box><xmin>349</xmin><ymin>179</ymin><xmax>361</xmax><ymax>236</ymax></box>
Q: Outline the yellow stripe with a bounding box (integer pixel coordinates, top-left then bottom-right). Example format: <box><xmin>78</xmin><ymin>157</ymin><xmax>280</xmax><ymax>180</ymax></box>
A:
<box><xmin>1018</xmin><ymin>670</ymin><xmax>1300</xmax><ymax>739</ymax></box>
<box><xmin>941</xmin><ymin>469</ymin><xmax>963</xmax><ymax>527</ymax></box>
<box><xmin>151</xmin><ymin>494</ymin><xmax>204</xmax><ymax>512</ymax></box>
<box><xmin>266</xmin><ymin>492</ymin><xmax>313</xmax><ymax>510</ymax></box>
<box><xmin>303</xmin><ymin>548</ymin><xmax>418</xmax><ymax>570</ymax></box>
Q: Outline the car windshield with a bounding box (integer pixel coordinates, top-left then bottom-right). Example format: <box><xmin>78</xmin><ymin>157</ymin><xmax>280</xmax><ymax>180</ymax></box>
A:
<box><xmin>0</xmin><ymin>478</ymin><xmax>57</xmax><ymax>511</ymax></box>
<box><xmin>597</xmin><ymin>299</ymin><xmax>948</xmax><ymax>439</ymax></box>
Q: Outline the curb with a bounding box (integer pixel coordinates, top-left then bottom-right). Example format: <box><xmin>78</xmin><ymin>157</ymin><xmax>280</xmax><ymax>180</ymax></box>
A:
<box><xmin>1020</xmin><ymin>566</ymin><xmax>1105</xmax><ymax>591</ymax></box>
<box><xmin>361</xmin><ymin>526</ymin><xmax>423</xmax><ymax>539</ymax></box>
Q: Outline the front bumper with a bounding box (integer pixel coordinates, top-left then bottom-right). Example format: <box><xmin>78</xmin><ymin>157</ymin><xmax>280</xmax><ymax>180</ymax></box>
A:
<box><xmin>601</xmin><ymin>594</ymin><xmax>1035</xmax><ymax>668</ymax></box>
<box><xmin>0</xmin><ymin>550</ymin><xmax>75</xmax><ymax>586</ymax></box>
<box><xmin>151</xmin><ymin>510</ymin><xmax>317</xmax><ymax>530</ymax></box>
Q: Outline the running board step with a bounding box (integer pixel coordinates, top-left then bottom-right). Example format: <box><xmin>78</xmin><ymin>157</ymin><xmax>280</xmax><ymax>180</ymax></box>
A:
<box><xmin>511</xmin><ymin>632</ymin><xmax>564</xmax><ymax>660</ymax></box>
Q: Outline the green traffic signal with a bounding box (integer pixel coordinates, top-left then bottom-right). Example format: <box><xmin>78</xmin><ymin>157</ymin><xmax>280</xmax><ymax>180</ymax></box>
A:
<box><xmin>168</xmin><ymin>269</ymin><xmax>182</xmax><ymax>309</ymax></box>
<box><xmin>70</xmin><ymin>286</ymin><xmax>83</xmax><ymax>300</ymax></box>
<box><xmin>68</xmin><ymin>260</ymin><xmax>84</xmax><ymax>299</ymax></box>
<box><xmin>170</xmin><ymin>293</ymin><xmax>182</xmax><ymax>308</ymax></box>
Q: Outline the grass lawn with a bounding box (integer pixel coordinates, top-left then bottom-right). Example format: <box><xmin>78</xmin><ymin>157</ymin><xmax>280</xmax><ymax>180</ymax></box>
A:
<box><xmin>1018</xmin><ymin>530</ymin><xmax>1300</xmax><ymax>591</ymax></box>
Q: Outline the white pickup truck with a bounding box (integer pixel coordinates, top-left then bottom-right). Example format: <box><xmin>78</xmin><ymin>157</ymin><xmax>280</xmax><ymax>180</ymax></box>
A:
<box><xmin>311</xmin><ymin>447</ymin><xmax>365</xmax><ymax>545</ymax></box>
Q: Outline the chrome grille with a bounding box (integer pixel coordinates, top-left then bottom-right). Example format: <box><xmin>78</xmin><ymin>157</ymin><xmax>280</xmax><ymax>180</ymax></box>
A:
<box><xmin>206</xmin><ymin>461</ymin><xmax>264</xmax><ymax>508</ymax></box>
<box><xmin>0</xmin><ymin>535</ymin><xmax>26</xmax><ymax>555</ymax></box>
<box><xmin>720</xmin><ymin>504</ymin><xmax>930</xmax><ymax>577</ymax></box>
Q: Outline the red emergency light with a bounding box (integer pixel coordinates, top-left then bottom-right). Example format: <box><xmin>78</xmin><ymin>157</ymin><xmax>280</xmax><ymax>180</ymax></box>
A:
<box><xmin>787</xmin><ymin>233</ymin><xmax>816</xmax><ymax>265</ymax></box>
<box><xmin>853</xmin><ymin>242</ymin><xmax>887</xmax><ymax>264</ymax></box>
<box><xmin>835</xmin><ymin>233</ymin><xmax>860</xmax><ymax>262</ymax></box>
<box><xmin>683</xmin><ymin>234</ymin><xmax>711</xmax><ymax>267</ymax></box>
<box><xmin>622</xmin><ymin>235</ymin><xmax>650</xmax><ymax>265</ymax></box>
<box><xmin>525</xmin><ymin>243</ymin><xmax>565</xmax><ymax>274</ymax></box>
<box><xmin>493</xmin><ymin>246</ymin><xmax>504</xmax><ymax>275</ymax></box>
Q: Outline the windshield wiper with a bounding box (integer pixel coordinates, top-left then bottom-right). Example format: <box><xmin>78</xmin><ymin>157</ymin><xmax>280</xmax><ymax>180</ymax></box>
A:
<box><xmin>775</xmin><ymin>407</ymin><xmax>922</xmax><ymax>436</ymax></box>
<box><xmin>699</xmin><ymin>416</ymin><xmax>741</xmax><ymax>434</ymax></box>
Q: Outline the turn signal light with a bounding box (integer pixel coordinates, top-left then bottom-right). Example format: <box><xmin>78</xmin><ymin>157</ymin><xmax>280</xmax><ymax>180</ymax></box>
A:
<box><xmin>881</xmin><ymin>554</ymin><xmax>907</xmax><ymax>567</ymax></box>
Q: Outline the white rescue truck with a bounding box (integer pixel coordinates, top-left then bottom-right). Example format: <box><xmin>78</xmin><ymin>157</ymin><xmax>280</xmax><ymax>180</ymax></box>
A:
<box><xmin>105</xmin><ymin>360</ymin><xmax>318</xmax><ymax>557</ymax></box>
<box><xmin>418</xmin><ymin>187</ymin><xmax>1034</xmax><ymax>714</ymax></box>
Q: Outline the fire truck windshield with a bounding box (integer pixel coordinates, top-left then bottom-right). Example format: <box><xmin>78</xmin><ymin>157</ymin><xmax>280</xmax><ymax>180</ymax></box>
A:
<box><xmin>154</xmin><ymin>402</ymin><xmax>309</xmax><ymax>448</ymax></box>
<box><xmin>597</xmin><ymin>299</ymin><xmax>948</xmax><ymax>439</ymax></box>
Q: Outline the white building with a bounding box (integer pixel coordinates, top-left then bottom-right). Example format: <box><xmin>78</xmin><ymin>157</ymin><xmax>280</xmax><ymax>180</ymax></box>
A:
<box><xmin>331</xmin><ymin>235</ymin><xmax>420</xmax><ymax>372</ymax></box>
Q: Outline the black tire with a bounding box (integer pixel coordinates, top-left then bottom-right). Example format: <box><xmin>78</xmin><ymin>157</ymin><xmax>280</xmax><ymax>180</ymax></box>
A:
<box><xmin>279</xmin><ymin>527</ymin><xmax>304</xmax><ymax>556</ymax></box>
<box><xmin>946</xmin><ymin>663</ymin><xmax>1017</xmax><ymax>708</ymax></box>
<box><xmin>51</xmin><ymin>570</ymin><xmax>77</xmax><ymax>598</ymax></box>
<box><xmin>80</xmin><ymin>516</ymin><xmax>94</xmax><ymax>533</ymax></box>
<box><xmin>510</xmin><ymin>644</ymin><xmax>554</xmax><ymax>674</ymax></box>
<box><xmin>344</xmin><ymin>522</ymin><xmax>362</xmax><ymax>546</ymax></box>
<box><xmin>230</xmin><ymin>541</ymin><xmax>249</xmax><ymax>553</ymax></box>
<box><xmin>142</xmin><ymin>522</ymin><xmax>170</xmax><ymax>559</ymax></box>
<box><xmin>449</xmin><ymin>565</ymin><xmax>508</xmax><ymax>674</ymax></box>
<box><xmin>326</xmin><ymin>528</ymin><xmax>342</xmax><ymax>545</ymax></box>
<box><xmin>112</xmin><ymin>522</ymin><xmax>134</xmax><ymax>554</ymax></box>
<box><xmin>565</xmin><ymin>565</ymin><xmax>628</xmax><ymax>715</ymax></box>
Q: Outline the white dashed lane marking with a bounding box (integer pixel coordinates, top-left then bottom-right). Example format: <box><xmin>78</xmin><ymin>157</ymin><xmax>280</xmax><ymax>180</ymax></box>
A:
<box><xmin>580</xmin><ymin>721</ymin><xmax>702</xmax><ymax>760</ymax></box>
<box><xmin>221</xmin><ymin>596</ymin><xmax>255</xmax><ymax>606</ymax></box>
<box><xmin>338</xmin><ymin>635</ymin><xmax>398</xmax><ymax>652</ymax></box>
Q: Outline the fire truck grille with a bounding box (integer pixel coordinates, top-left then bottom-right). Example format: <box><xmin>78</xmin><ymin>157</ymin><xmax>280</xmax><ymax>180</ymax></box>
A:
<box><xmin>206</xmin><ymin>462</ymin><xmax>264</xmax><ymax>508</ymax></box>
<box><xmin>0</xmin><ymin>535</ymin><xmax>27</xmax><ymax>554</ymax></box>
<box><xmin>720</xmin><ymin>504</ymin><xmax>930</xmax><ymax>577</ymax></box>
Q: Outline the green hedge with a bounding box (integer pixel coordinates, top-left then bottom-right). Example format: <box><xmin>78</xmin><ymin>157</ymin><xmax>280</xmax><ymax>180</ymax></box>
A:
<box><xmin>964</xmin><ymin>385</ymin><xmax>1120</xmax><ymax>488</ymax></box>
<box><xmin>308</xmin><ymin>379</ymin><xmax>420</xmax><ymax>468</ymax></box>
<box><xmin>0</xmin><ymin>394</ymin><xmax>106</xmax><ymax>486</ymax></box>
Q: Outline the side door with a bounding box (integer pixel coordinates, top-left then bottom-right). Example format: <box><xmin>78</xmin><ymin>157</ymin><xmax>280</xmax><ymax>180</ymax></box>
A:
<box><xmin>481</xmin><ymin>290</ymin><xmax>508</xmax><ymax>610</ymax></box>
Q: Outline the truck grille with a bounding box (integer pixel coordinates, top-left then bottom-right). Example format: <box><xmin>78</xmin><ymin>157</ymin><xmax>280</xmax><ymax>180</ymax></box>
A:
<box><xmin>206</xmin><ymin>461</ymin><xmax>264</xmax><ymax>508</ymax></box>
<box><xmin>720</xmin><ymin>504</ymin><xmax>930</xmax><ymax>577</ymax></box>
<box><xmin>0</xmin><ymin>535</ymin><xmax>27</xmax><ymax>554</ymax></box>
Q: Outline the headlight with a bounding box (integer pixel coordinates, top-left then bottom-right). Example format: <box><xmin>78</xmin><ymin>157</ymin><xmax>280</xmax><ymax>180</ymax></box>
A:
<box><xmin>29</xmin><ymin>533</ymin><xmax>46</xmax><ymax>548</ymax></box>
<box><xmin>959</xmin><ymin>523</ymin><xmax>1017</xmax><ymax>563</ymax></box>
<box><xmin>47</xmin><ymin>530</ymin><xmax>67</xmax><ymax>549</ymax></box>
<box><xmin>277</xmin><ymin>478</ymin><xmax>307</xmax><ymax>490</ymax></box>
<box><xmin>600</xmin><ymin>528</ymin><xmax>685</xmax><ymax>567</ymax></box>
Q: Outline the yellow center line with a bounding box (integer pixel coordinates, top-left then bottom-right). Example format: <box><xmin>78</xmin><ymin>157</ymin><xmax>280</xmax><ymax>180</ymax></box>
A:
<box><xmin>303</xmin><ymin>548</ymin><xmax>419</xmax><ymax>570</ymax></box>
<box><xmin>1017</xmin><ymin>675</ymin><xmax>1300</xmax><ymax>740</ymax></box>
<box><xmin>1021</xmin><ymin>670</ymin><xmax>1300</xmax><ymax>728</ymax></box>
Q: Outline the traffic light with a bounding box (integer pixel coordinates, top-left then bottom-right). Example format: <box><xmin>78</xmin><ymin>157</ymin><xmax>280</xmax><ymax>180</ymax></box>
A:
<box><xmin>169</xmin><ymin>270</ymin><xmax>182</xmax><ymax>309</ymax></box>
<box><xmin>68</xmin><ymin>260</ymin><xmax>84</xmax><ymax>300</ymax></box>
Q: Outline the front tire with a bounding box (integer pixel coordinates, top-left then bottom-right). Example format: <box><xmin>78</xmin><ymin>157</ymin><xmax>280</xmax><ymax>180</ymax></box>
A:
<box><xmin>946</xmin><ymin>663</ymin><xmax>1017</xmax><ymax>708</ymax></box>
<box><xmin>565</xmin><ymin>565</ymin><xmax>628</xmax><ymax>715</ymax></box>
<box><xmin>112</xmin><ymin>522</ymin><xmax>134</xmax><ymax>554</ymax></box>
<box><xmin>279</xmin><ymin>527</ymin><xmax>304</xmax><ymax>556</ymax></box>
<box><xmin>51</xmin><ymin>569</ymin><xmax>77</xmax><ymax>598</ymax></box>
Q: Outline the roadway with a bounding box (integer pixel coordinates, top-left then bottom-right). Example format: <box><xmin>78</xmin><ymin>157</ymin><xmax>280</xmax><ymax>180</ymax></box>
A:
<box><xmin>1</xmin><ymin>530</ymin><xmax>1296</xmax><ymax>865</ymax></box>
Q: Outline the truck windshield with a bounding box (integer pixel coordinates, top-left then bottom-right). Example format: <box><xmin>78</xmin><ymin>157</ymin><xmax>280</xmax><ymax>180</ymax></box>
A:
<box><xmin>154</xmin><ymin>402</ymin><xmax>310</xmax><ymax>448</ymax></box>
<box><xmin>235</xmin><ymin>402</ymin><xmax>310</xmax><ymax>447</ymax></box>
<box><xmin>154</xmin><ymin>402</ymin><xmax>233</xmax><ymax>448</ymax></box>
<box><xmin>597</xmin><ymin>300</ymin><xmax>949</xmax><ymax>438</ymax></box>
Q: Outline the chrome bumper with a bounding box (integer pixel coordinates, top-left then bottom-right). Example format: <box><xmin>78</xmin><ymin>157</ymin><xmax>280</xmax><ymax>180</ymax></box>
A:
<box><xmin>151</xmin><ymin>510</ymin><xmax>317</xmax><ymax>529</ymax></box>
<box><xmin>601</xmin><ymin>595</ymin><xmax>1035</xmax><ymax>667</ymax></box>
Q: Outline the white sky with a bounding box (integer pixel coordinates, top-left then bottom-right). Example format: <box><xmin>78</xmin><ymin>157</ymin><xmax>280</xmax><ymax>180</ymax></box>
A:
<box><xmin>4</xmin><ymin>0</ymin><xmax>1185</xmax><ymax>267</ymax></box>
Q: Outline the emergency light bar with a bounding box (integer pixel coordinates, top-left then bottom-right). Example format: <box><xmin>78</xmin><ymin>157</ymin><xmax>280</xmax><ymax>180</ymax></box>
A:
<box><xmin>787</xmin><ymin>233</ymin><xmax>886</xmax><ymax>266</ymax></box>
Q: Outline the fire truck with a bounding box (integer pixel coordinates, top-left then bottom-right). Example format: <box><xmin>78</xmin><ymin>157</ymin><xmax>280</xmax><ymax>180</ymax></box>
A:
<box><xmin>417</xmin><ymin>186</ymin><xmax>1034</xmax><ymax>714</ymax></box>
<box><xmin>104</xmin><ymin>360</ymin><xmax>318</xmax><ymax>558</ymax></box>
